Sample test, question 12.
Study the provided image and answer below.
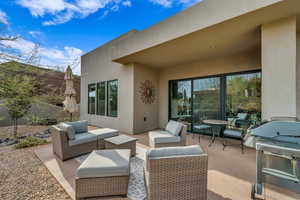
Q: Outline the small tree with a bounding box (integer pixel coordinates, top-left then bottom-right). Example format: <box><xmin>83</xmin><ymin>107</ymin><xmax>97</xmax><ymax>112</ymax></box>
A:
<box><xmin>0</xmin><ymin>75</ymin><xmax>35</xmax><ymax>138</ymax></box>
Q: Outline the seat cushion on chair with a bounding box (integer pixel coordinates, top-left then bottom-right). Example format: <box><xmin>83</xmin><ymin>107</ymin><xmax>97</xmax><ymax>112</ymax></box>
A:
<box><xmin>66</xmin><ymin>120</ymin><xmax>88</xmax><ymax>134</ymax></box>
<box><xmin>149</xmin><ymin>131</ymin><xmax>181</xmax><ymax>144</ymax></box>
<box><xmin>223</xmin><ymin>129</ymin><xmax>243</xmax><ymax>138</ymax></box>
<box><xmin>147</xmin><ymin>145</ymin><xmax>203</xmax><ymax>159</ymax></box>
<box><xmin>77</xmin><ymin>150</ymin><xmax>130</xmax><ymax>178</ymax></box>
<box><xmin>194</xmin><ymin>124</ymin><xmax>211</xmax><ymax>130</ymax></box>
<box><xmin>88</xmin><ymin>128</ymin><xmax>119</xmax><ymax>139</ymax></box>
<box><xmin>69</xmin><ymin>132</ymin><xmax>97</xmax><ymax>146</ymax></box>
<box><xmin>165</xmin><ymin>120</ymin><xmax>183</xmax><ymax>136</ymax></box>
<box><xmin>59</xmin><ymin>123</ymin><xmax>76</xmax><ymax>140</ymax></box>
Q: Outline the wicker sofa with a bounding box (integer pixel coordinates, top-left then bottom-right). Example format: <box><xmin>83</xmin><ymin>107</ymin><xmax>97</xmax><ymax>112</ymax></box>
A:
<box><xmin>51</xmin><ymin>120</ymin><xmax>119</xmax><ymax>160</ymax></box>
<box><xmin>149</xmin><ymin>120</ymin><xmax>187</xmax><ymax>148</ymax></box>
<box><xmin>144</xmin><ymin>145</ymin><xmax>208</xmax><ymax>200</ymax></box>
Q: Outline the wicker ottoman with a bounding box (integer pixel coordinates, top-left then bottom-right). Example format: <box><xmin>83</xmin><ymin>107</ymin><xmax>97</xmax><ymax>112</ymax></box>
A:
<box><xmin>75</xmin><ymin>150</ymin><xmax>131</xmax><ymax>199</ymax></box>
<box><xmin>104</xmin><ymin>135</ymin><xmax>138</xmax><ymax>157</ymax></box>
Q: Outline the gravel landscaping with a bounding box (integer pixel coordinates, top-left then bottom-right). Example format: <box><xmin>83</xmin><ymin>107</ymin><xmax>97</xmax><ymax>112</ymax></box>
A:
<box><xmin>0</xmin><ymin>138</ymin><xmax>71</xmax><ymax>200</ymax></box>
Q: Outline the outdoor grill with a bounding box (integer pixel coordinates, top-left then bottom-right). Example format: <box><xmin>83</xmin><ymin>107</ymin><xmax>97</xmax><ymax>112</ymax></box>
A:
<box><xmin>245</xmin><ymin>121</ymin><xmax>300</xmax><ymax>199</ymax></box>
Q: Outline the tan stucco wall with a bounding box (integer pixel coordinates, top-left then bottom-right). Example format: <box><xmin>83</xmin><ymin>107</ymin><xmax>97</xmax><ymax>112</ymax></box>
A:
<box><xmin>133</xmin><ymin>64</ymin><xmax>159</xmax><ymax>133</ymax></box>
<box><xmin>81</xmin><ymin>35</ymin><xmax>135</xmax><ymax>133</ymax></box>
<box><xmin>158</xmin><ymin>50</ymin><xmax>261</xmax><ymax>128</ymax></box>
<box><xmin>261</xmin><ymin>17</ymin><xmax>297</xmax><ymax>120</ymax></box>
<box><xmin>297</xmin><ymin>32</ymin><xmax>300</xmax><ymax>119</ymax></box>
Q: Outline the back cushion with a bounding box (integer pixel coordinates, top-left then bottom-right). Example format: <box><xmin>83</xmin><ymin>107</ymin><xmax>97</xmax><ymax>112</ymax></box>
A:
<box><xmin>66</xmin><ymin>120</ymin><xmax>88</xmax><ymax>134</ymax></box>
<box><xmin>59</xmin><ymin>123</ymin><xmax>76</xmax><ymax>140</ymax></box>
<box><xmin>237</xmin><ymin>113</ymin><xmax>248</xmax><ymax>120</ymax></box>
<box><xmin>166</xmin><ymin>120</ymin><xmax>183</xmax><ymax>136</ymax></box>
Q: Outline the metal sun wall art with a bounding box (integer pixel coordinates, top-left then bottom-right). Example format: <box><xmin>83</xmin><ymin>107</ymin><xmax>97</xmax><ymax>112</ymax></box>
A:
<box><xmin>139</xmin><ymin>80</ymin><xmax>155</xmax><ymax>104</ymax></box>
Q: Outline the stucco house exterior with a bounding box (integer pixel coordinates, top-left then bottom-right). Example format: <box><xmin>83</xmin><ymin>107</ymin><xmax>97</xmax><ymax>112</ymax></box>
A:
<box><xmin>81</xmin><ymin>0</ymin><xmax>300</xmax><ymax>134</ymax></box>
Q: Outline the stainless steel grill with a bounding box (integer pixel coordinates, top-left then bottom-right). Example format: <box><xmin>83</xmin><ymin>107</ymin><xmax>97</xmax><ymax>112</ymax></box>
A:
<box><xmin>246</xmin><ymin>121</ymin><xmax>300</xmax><ymax>199</ymax></box>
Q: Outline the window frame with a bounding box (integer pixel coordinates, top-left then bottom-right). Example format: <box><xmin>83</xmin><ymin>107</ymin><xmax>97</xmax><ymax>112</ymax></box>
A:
<box><xmin>107</xmin><ymin>79</ymin><xmax>118</xmax><ymax>118</ymax></box>
<box><xmin>96</xmin><ymin>81</ymin><xmax>106</xmax><ymax>116</ymax></box>
<box><xmin>88</xmin><ymin>83</ymin><xmax>96</xmax><ymax>115</ymax></box>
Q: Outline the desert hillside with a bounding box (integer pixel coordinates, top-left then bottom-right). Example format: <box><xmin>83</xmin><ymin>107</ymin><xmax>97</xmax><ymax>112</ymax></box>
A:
<box><xmin>0</xmin><ymin>61</ymin><xmax>80</xmax><ymax>104</ymax></box>
<box><xmin>0</xmin><ymin>61</ymin><xmax>80</xmax><ymax>126</ymax></box>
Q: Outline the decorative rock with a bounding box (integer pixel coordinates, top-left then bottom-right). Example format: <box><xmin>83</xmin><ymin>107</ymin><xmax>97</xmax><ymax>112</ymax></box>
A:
<box><xmin>0</xmin><ymin>138</ymin><xmax>18</xmax><ymax>146</ymax></box>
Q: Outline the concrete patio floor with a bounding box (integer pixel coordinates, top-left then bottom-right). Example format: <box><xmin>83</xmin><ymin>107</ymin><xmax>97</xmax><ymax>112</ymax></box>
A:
<box><xmin>35</xmin><ymin>130</ymin><xmax>300</xmax><ymax>200</ymax></box>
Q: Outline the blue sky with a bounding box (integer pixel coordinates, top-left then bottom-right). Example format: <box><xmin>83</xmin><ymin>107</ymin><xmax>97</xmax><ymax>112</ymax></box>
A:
<box><xmin>0</xmin><ymin>0</ymin><xmax>201</xmax><ymax>74</ymax></box>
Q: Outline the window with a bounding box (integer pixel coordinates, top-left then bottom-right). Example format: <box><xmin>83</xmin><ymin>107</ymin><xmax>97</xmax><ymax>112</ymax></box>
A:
<box><xmin>107</xmin><ymin>80</ymin><xmax>118</xmax><ymax>117</ymax></box>
<box><xmin>97</xmin><ymin>82</ymin><xmax>106</xmax><ymax>115</ymax></box>
<box><xmin>88</xmin><ymin>84</ymin><xmax>96</xmax><ymax>114</ymax></box>
<box><xmin>226</xmin><ymin>72</ymin><xmax>261</xmax><ymax>123</ymax></box>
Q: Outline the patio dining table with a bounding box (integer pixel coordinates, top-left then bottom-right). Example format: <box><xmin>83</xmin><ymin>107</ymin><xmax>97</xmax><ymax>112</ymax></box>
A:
<box><xmin>203</xmin><ymin>119</ymin><xmax>228</xmax><ymax>146</ymax></box>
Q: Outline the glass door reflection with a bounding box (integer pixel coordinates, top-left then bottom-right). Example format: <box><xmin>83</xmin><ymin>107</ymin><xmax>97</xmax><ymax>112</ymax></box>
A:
<box><xmin>192</xmin><ymin>78</ymin><xmax>220</xmax><ymax>133</ymax></box>
<box><xmin>170</xmin><ymin>80</ymin><xmax>192</xmax><ymax>131</ymax></box>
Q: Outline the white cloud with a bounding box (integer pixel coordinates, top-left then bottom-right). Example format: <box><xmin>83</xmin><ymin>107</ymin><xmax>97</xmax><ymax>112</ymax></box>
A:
<box><xmin>0</xmin><ymin>37</ymin><xmax>83</xmax><ymax>74</ymax></box>
<box><xmin>1</xmin><ymin>38</ymin><xmax>35</xmax><ymax>54</ymax></box>
<box><xmin>122</xmin><ymin>0</ymin><xmax>131</xmax><ymax>7</ymax></box>
<box><xmin>17</xmin><ymin>0</ymin><xmax>68</xmax><ymax>17</ymax></box>
<box><xmin>150</xmin><ymin>0</ymin><xmax>172</xmax><ymax>8</ymax></box>
<box><xmin>150</xmin><ymin>0</ymin><xmax>202</xmax><ymax>7</ymax></box>
<box><xmin>29</xmin><ymin>31</ymin><xmax>42</xmax><ymax>37</ymax></box>
<box><xmin>17</xmin><ymin>0</ymin><xmax>201</xmax><ymax>25</ymax></box>
<box><xmin>0</xmin><ymin>9</ymin><xmax>9</xmax><ymax>25</ymax></box>
<box><xmin>17</xmin><ymin>0</ymin><xmax>131</xmax><ymax>26</ymax></box>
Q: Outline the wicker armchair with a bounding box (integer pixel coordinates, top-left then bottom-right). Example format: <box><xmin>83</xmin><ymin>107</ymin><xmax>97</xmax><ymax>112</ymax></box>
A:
<box><xmin>149</xmin><ymin>121</ymin><xmax>187</xmax><ymax>148</ymax></box>
<box><xmin>144</xmin><ymin>145</ymin><xmax>208</xmax><ymax>200</ymax></box>
<box><xmin>51</xmin><ymin>125</ymin><xmax>98</xmax><ymax>161</ymax></box>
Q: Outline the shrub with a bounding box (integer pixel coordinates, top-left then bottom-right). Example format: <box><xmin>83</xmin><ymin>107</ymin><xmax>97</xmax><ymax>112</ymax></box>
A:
<box><xmin>26</xmin><ymin>115</ymin><xmax>48</xmax><ymax>125</ymax></box>
<box><xmin>15</xmin><ymin>136</ymin><xmax>49</xmax><ymax>149</ymax></box>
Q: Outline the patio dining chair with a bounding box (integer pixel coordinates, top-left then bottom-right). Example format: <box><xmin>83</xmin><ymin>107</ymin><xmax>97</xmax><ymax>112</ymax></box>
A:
<box><xmin>227</xmin><ymin>113</ymin><xmax>248</xmax><ymax>127</ymax></box>
<box><xmin>222</xmin><ymin>119</ymin><xmax>250</xmax><ymax>154</ymax></box>
<box><xmin>193</xmin><ymin>123</ymin><xmax>212</xmax><ymax>142</ymax></box>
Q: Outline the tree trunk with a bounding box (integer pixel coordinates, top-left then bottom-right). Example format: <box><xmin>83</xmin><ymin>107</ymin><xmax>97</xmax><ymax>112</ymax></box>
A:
<box><xmin>13</xmin><ymin>118</ymin><xmax>18</xmax><ymax>138</ymax></box>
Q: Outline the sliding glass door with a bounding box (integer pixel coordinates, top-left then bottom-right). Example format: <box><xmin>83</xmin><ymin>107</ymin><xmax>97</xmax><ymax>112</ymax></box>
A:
<box><xmin>192</xmin><ymin>77</ymin><xmax>220</xmax><ymax>132</ymax></box>
<box><xmin>169</xmin><ymin>70</ymin><xmax>261</xmax><ymax>133</ymax></box>
<box><xmin>169</xmin><ymin>80</ymin><xmax>192</xmax><ymax>130</ymax></box>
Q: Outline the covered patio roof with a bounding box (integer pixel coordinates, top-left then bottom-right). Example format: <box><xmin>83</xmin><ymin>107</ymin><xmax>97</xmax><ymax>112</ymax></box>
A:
<box><xmin>113</xmin><ymin>0</ymin><xmax>300</xmax><ymax>68</ymax></box>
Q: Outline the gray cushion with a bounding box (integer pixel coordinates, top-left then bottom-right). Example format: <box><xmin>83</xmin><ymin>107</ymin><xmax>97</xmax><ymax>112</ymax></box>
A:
<box><xmin>147</xmin><ymin>145</ymin><xmax>203</xmax><ymax>159</ymax></box>
<box><xmin>165</xmin><ymin>120</ymin><xmax>183</xmax><ymax>136</ymax></box>
<box><xmin>66</xmin><ymin>120</ymin><xmax>88</xmax><ymax>134</ymax></box>
<box><xmin>68</xmin><ymin>132</ymin><xmax>97</xmax><ymax>146</ymax></box>
<box><xmin>77</xmin><ymin>150</ymin><xmax>131</xmax><ymax>178</ymax></box>
<box><xmin>194</xmin><ymin>124</ymin><xmax>211</xmax><ymax>130</ymax></box>
<box><xmin>59</xmin><ymin>123</ymin><xmax>75</xmax><ymax>140</ymax></box>
<box><xmin>149</xmin><ymin>131</ymin><xmax>181</xmax><ymax>144</ymax></box>
<box><xmin>223</xmin><ymin>129</ymin><xmax>243</xmax><ymax>138</ymax></box>
<box><xmin>88</xmin><ymin>128</ymin><xmax>119</xmax><ymax>139</ymax></box>
<box><xmin>105</xmin><ymin>135</ymin><xmax>137</xmax><ymax>145</ymax></box>
<box><xmin>237</xmin><ymin>113</ymin><xmax>248</xmax><ymax>120</ymax></box>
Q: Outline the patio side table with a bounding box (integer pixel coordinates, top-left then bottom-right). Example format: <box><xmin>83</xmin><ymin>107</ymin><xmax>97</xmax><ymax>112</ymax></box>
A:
<box><xmin>104</xmin><ymin>135</ymin><xmax>138</xmax><ymax>157</ymax></box>
<box><xmin>203</xmin><ymin>120</ymin><xmax>228</xmax><ymax>147</ymax></box>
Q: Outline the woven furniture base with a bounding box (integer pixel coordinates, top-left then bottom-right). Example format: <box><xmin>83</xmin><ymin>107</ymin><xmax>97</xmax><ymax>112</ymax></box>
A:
<box><xmin>145</xmin><ymin>155</ymin><xmax>208</xmax><ymax>200</ymax></box>
<box><xmin>75</xmin><ymin>176</ymin><xmax>129</xmax><ymax>199</ymax></box>
<box><xmin>153</xmin><ymin>141</ymin><xmax>185</xmax><ymax>148</ymax></box>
